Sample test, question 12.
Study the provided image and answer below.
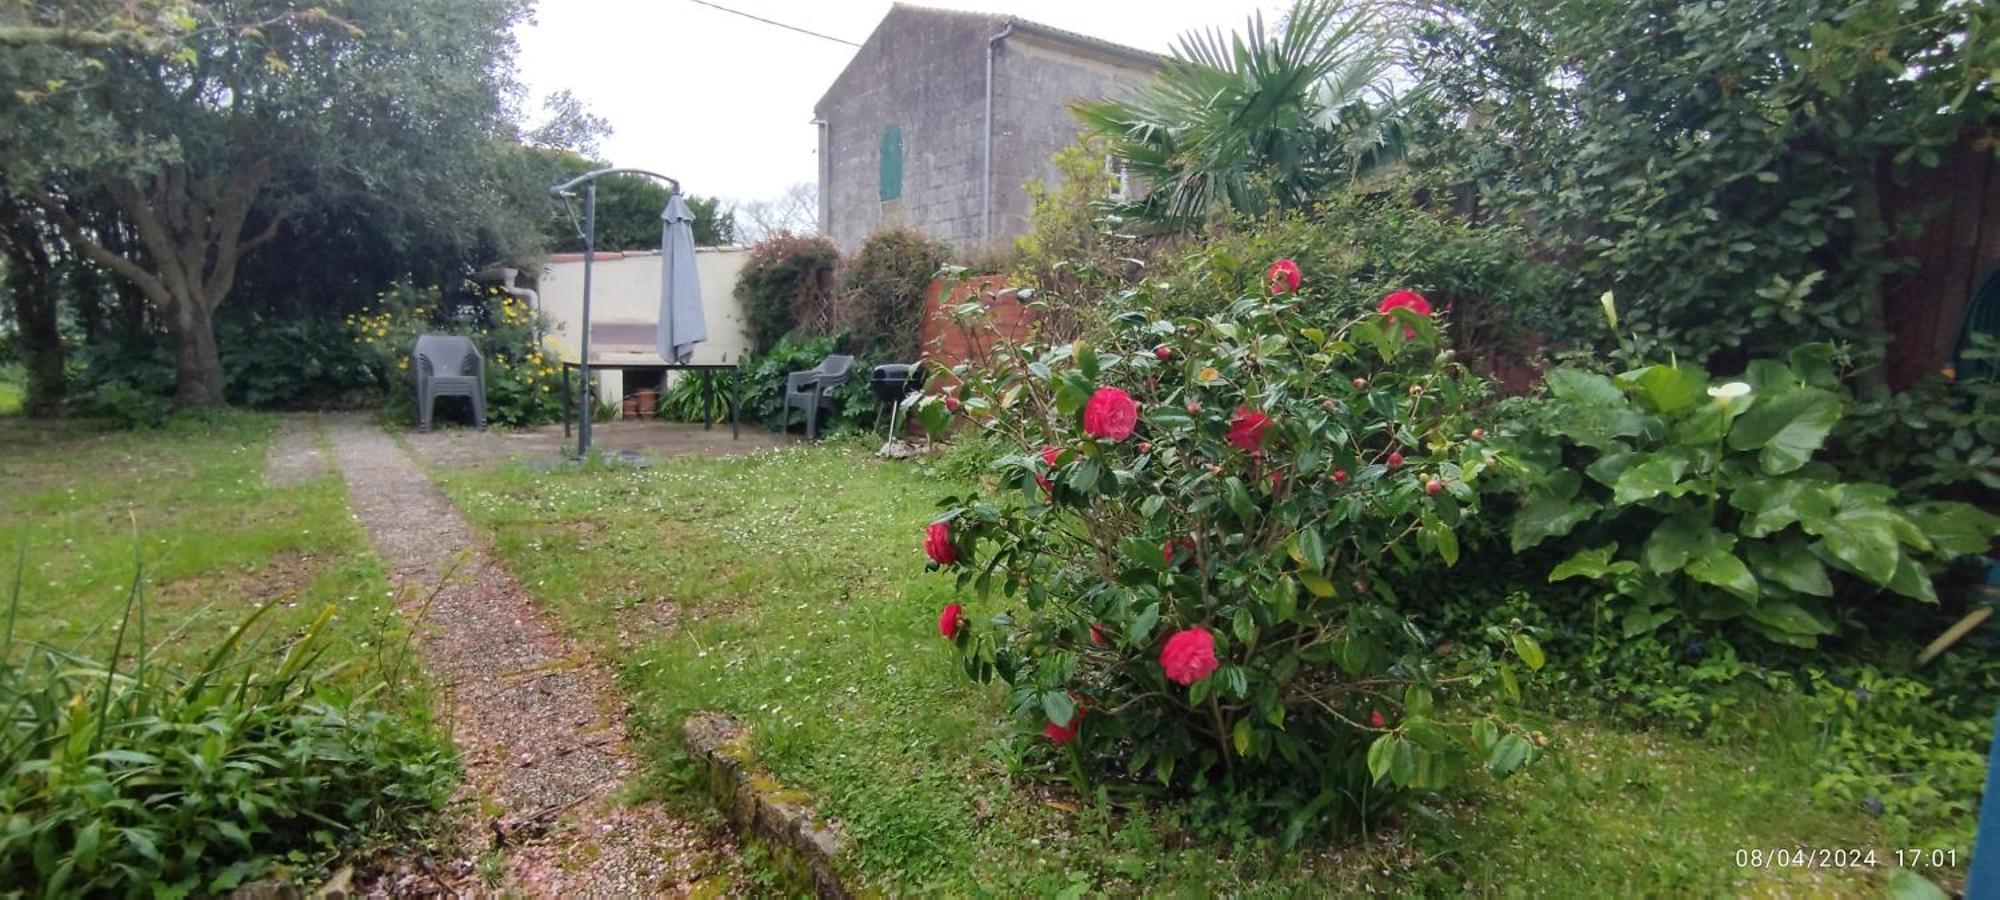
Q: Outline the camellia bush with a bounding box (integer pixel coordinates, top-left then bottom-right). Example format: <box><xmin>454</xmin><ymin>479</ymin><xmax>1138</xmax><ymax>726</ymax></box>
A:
<box><xmin>914</xmin><ymin>260</ymin><xmax>1549</xmax><ymax>832</ymax></box>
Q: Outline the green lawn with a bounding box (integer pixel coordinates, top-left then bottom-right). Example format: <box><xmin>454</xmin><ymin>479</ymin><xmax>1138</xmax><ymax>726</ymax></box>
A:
<box><xmin>0</xmin><ymin>413</ymin><xmax>413</xmax><ymax>682</ymax></box>
<box><xmin>438</xmin><ymin>444</ymin><xmax>1901</xmax><ymax>896</ymax></box>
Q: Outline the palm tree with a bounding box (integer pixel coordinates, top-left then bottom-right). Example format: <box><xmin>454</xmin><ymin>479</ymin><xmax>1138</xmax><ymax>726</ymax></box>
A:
<box><xmin>1074</xmin><ymin>0</ymin><xmax>1407</xmax><ymax>230</ymax></box>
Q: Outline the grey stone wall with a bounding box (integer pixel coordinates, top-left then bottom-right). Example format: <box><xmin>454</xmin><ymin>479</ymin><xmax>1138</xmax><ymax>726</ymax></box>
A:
<box><xmin>989</xmin><ymin>35</ymin><xmax>1153</xmax><ymax>249</ymax></box>
<box><xmin>815</xmin><ymin>8</ymin><xmax>1155</xmax><ymax>255</ymax></box>
<box><xmin>816</xmin><ymin>8</ymin><xmax>993</xmax><ymax>253</ymax></box>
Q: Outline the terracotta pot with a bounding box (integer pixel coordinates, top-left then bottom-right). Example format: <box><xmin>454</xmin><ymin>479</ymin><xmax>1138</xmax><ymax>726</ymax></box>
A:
<box><xmin>621</xmin><ymin>397</ymin><xmax>640</xmax><ymax>419</ymax></box>
<box><xmin>635</xmin><ymin>389</ymin><xmax>658</xmax><ymax>416</ymax></box>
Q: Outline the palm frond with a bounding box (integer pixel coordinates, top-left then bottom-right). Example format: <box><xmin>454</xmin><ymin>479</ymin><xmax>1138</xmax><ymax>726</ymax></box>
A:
<box><xmin>1076</xmin><ymin>0</ymin><xmax>1408</xmax><ymax>231</ymax></box>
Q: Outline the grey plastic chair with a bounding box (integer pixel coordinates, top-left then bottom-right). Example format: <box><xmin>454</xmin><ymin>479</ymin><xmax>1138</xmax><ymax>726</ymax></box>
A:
<box><xmin>782</xmin><ymin>354</ymin><xmax>854</xmax><ymax>441</ymax></box>
<box><xmin>413</xmin><ymin>334</ymin><xmax>486</xmax><ymax>432</ymax></box>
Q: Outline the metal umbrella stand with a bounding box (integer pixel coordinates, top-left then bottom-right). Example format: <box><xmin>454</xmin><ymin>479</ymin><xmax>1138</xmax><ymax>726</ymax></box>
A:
<box><xmin>550</xmin><ymin>167</ymin><xmax>682</xmax><ymax>459</ymax></box>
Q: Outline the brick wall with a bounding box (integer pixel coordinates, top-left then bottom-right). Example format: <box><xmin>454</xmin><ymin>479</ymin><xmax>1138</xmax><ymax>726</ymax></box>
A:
<box><xmin>918</xmin><ymin>275</ymin><xmax>1038</xmax><ymax>386</ymax></box>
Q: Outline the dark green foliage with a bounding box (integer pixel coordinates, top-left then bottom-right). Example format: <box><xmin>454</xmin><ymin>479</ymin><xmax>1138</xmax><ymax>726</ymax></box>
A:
<box><xmin>538</xmin><ymin>155</ymin><xmax>736</xmax><ymax>251</ymax></box>
<box><xmin>354</xmin><ymin>284</ymin><xmax>566</xmax><ymax>429</ymax></box>
<box><xmin>218</xmin><ymin>317</ymin><xmax>379</xmax><ymax>410</ymax></box>
<box><xmin>842</xmin><ymin>228</ymin><xmax>949</xmax><ymax>361</ymax></box>
<box><xmin>1143</xmin><ymin>198</ymin><xmax>1562</xmax><ymax>355</ymax></box>
<box><xmin>1</xmin><ymin>0</ymin><xmax>545</xmax><ymax>407</ymax></box>
<box><xmin>68</xmin><ymin>335</ymin><xmax>175</xmax><ymax>429</ymax></box>
<box><xmin>734</xmin><ymin>234</ymin><xmax>841</xmax><ymax>353</ymax></box>
<box><xmin>0</xmin><ymin>575</ymin><xmax>455</xmax><ymax>895</ymax></box>
<box><xmin>1501</xmin><ymin>343</ymin><xmax>1999</xmax><ymax>648</ymax></box>
<box><xmin>671</xmin><ymin>331</ymin><xmax>878</xmax><ymax>435</ymax></box>
<box><xmin>1406</xmin><ymin>0</ymin><xmax>2000</xmax><ymax>367</ymax></box>
<box><xmin>1831</xmin><ymin>336</ymin><xmax>2000</xmax><ymax>505</ymax></box>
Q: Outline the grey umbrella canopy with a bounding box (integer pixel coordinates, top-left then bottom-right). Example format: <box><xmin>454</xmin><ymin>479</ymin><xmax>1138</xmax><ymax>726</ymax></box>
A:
<box><xmin>656</xmin><ymin>192</ymin><xmax>707</xmax><ymax>364</ymax></box>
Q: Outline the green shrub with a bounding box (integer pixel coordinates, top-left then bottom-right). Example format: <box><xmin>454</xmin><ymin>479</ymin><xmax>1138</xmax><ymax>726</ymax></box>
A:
<box><xmin>1407</xmin><ymin>0</ymin><xmax>1997</xmax><ymax>366</ymax></box>
<box><xmin>218</xmin><ymin>316</ymin><xmax>378</xmax><ymax>410</ymax></box>
<box><xmin>917</xmin><ymin>263</ymin><xmax>1546</xmax><ymax>836</ymax></box>
<box><xmin>1831</xmin><ymin>335</ymin><xmax>2000</xmax><ymax>505</ymax></box>
<box><xmin>1142</xmin><ymin>199</ymin><xmax>1563</xmax><ymax>355</ymax></box>
<box><xmin>658</xmin><ymin>331</ymin><xmax>880</xmax><ymax>436</ymax></box>
<box><xmin>0</xmin><ymin>585</ymin><xmax>454</xmax><ymax>895</ymax></box>
<box><xmin>352</xmin><ymin>283</ymin><xmax>566</xmax><ymax>428</ymax></box>
<box><xmin>1501</xmin><ymin>332</ymin><xmax>2000</xmax><ymax>648</ymax></box>
<box><xmin>841</xmin><ymin>228</ymin><xmax>949</xmax><ymax>361</ymax></box>
<box><xmin>1801</xmin><ymin>655</ymin><xmax>1998</xmax><ymax>855</ymax></box>
<box><xmin>1009</xmin><ymin>136</ymin><xmax>1147</xmax><ymax>342</ymax></box>
<box><xmin>68</xmin><ymin>333</ymin><xmax>177</xmax><ymax>427</ymax></box>
<box><xmin>735</xmin><ymin>234</ymin><xmax>840</xmax><ymax>353</ymax></box>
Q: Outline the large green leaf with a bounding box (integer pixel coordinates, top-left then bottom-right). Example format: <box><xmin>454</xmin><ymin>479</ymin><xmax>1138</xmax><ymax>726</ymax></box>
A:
<box><xmin>1549</xmin><ymin>543</ymin><xmax>1635</xmax><ymax>582</ymax></box>
<box><xmin>1745</xmin><ymin>600</ymin><xmax>1832</xmax><ymax>637</ymax></box>
<box><xmin>1744</xmin><ymin>536</ymin><xmax>1832</xmax><ymax>597</ymax></box>
<box><xmin>1617</xmin><ymin>363</ymin><xmax>1708</xmax><ymax>414</ymax></box>
<box><xmin>1685</xmin><ymin>544</ymin><xmax>1758</xmax><ymax>601</ymax></box>
<box><xmin>1728</xmin><ymin>477</ymin><xmax>1813</xmax><ymax>538</ymax></box>
<box><xmin>1904</xmin><ymin>502</ymin><xmax>2000</xmax><ymax>558</ymax></box>
<box><xmin>1643</xmin><ymin>510</ymin><xmax>1713</xmax><ymax>574</ymax></box>
<box><xmin>1726</xmin><ymin>387</ymin><xmax>1842</xmax><ymax>474</ymax></box>
<box><xmin>1546</xmin><ymin>369</ymin><xmax>1643</xmax><ymax>449</ymax></box>
<box><xmin>1611</xmin><ymin>453</ymin><xmax>1690</xmax><ymax>504</ymax></box>
<box><xmin>1511</xmin><ymin>485</ymin><xmax>1600</xmax><ymax>552</ymax></box>
<box><xmin>1812</xmin><ymin>515</ymin><xmax>1902</xmax><ymax>586</ymax></box>
<box><xmin>1882</xmin><ymin>554</ymin><xmax>1938</xmax><ymax>604</ymax></box>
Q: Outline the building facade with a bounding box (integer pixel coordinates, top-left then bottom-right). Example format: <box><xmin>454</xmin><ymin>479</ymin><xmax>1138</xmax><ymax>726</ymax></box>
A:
<box><xmin>814</xmin><ymin>4</ymin><xmax>1159</xmax><ymax>254</ymax></box>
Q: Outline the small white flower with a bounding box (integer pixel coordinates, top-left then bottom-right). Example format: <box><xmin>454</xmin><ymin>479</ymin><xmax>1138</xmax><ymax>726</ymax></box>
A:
<box><xmin>1707</xmin><ymin>381</ymin><xmax>1752</xmax><ymax>400</ymax></box>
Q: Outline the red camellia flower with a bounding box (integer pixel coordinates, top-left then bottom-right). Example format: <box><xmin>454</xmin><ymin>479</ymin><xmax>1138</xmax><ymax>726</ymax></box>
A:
<box><xmin>1227</xmin><ymin>406</ymin><xmax>1272</xmax><ymax>453</ymax></box>
<box><xmin>1160</xmin><ymin>627</ymin><xmax>1219</xmax><ymax>686</ymax></box>
<box><xmin>1377</xmin><ymin>290</ymin><xmax>1433</xmax><ymax>338</ymax></box>
<box><xmin>924</xmin><ymin>520</ymin><xmax>957</xmax><ymax>566</ymax></box>
<box><xmin>1035</xmin><ymin>445</ymin><xmax>1063</xmax><ymax>491</ymax></box>
<box><xmin>1082</xmin><ymin>387</ymin><xmax>1139</xmax><ymax>441</ymax></box>
<box><xmin>938</xmin><ymin>602</ymin><xmax>963</xmax><ymax>639</ymax></box>
<box><xmin>1369</xmin><ymin>709</ymin><xmax>1386</xmax><ymax>729</ymax></box>
<box><xmin>1045</xmin><ymin>704</ymin><xmax>1086</xmax><ymax>744</ymax></box>
<box><xmin>1265</xmin><ymin>258</ymin><xmax>1302</xmax><ymax>295</ymax></box>
<box><xmin>1332</xmin><ymin>468</ymin><xmax>1350</xmax><ymax>484</ymax></box>
<box><xmin>1090</xmin><ymin>622</ymin><xmax>1109</xmax><ymax>646</ymax></box>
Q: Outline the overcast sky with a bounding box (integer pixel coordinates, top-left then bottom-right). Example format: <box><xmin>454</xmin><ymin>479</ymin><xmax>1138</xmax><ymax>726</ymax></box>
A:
<box><xmin>514</xmin><ymin>0</ymin><xmax>1284</xmax><ymax>206</ymax></box>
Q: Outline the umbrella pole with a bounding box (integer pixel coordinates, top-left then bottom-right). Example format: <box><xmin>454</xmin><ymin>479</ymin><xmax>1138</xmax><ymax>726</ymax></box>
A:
<box><xmin>578</xmin><ymin>179</ymin><xmax>597</xmax><ymax>458</ymax></box>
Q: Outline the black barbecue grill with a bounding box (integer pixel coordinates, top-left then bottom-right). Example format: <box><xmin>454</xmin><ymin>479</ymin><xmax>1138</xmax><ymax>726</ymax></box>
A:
<box><xmin>869</xmin><ymin>363</ymin><xmax>926</xmax><ymax>437</ymax></box>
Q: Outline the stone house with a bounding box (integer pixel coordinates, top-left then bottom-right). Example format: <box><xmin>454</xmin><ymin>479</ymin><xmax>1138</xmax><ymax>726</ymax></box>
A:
<box><xmin>813</xmin><ymin>4</ymin><xmax>1161</xmax><ymax>254</ymax></box>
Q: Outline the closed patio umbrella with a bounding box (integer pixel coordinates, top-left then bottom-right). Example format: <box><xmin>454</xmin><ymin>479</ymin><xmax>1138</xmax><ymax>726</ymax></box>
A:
<box><xmin>656</xmin><ymin>191</ymin><xmax>707</xmax><ymax>363</ymax></box>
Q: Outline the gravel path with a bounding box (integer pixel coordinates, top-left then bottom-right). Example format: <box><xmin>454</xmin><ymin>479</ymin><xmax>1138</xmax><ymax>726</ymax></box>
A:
<box><xmin>325</xmin><ymin>414</ymin><xmax>732</xmax><ymax>896</ymax></box>
<box><xmin>264</xmin><ymin>414</ymin><xmax>330</xmax><ymax>487</ymax></box>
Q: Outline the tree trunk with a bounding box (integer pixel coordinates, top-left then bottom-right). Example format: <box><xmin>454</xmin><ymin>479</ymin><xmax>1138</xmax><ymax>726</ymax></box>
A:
<box><xmin>171</xmin><ymin>301</ymin><xmax>225</xmax><ymax>408</ymax></box>
<box><xmin>0</xmin><ymin>203</ymin><xmax>65</xmax><ymax>414</ymax></box>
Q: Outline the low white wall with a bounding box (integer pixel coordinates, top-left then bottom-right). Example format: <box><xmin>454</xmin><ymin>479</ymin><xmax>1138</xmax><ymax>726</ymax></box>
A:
<box><xmin>537</xmin><ymin>246</ymin><xmax>750</xmax><ymax>403</ymax></box>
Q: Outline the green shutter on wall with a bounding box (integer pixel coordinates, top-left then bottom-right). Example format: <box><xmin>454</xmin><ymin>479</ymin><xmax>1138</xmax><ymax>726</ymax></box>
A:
<box><xmin>879</xmin><ymin>125</ymin><xmax>903</xmax><ymax>201</ymax></box>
